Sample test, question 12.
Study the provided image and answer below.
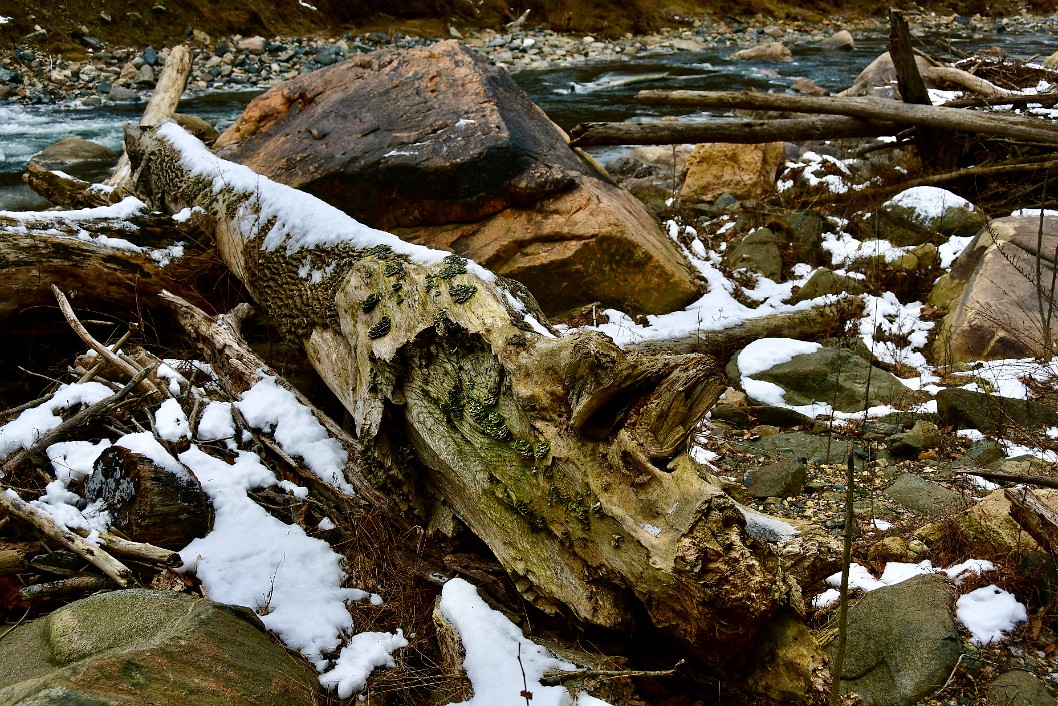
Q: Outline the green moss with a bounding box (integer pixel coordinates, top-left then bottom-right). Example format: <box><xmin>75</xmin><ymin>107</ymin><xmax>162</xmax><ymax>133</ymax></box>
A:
<box><xmin>534</xmin><ymin>441</ymin><xmax>550</xmax><ymax>459</ymax></box>
<box><xmin>384</xmin><ymin>260</ymin><xmax>406</xmax><ymax>279</ymax></box>
<box><xmin>365</xmin><ymin>244</ymin><xmax>393</xmax><ymax>260</ymax></box>
<box><xmin>512</xmin><ymin>440</ymin><xmax>534</xmax><ymax>458</ymax></box>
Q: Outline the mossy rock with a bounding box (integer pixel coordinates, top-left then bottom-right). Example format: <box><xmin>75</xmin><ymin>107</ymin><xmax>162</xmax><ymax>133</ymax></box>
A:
<box><xmin>0</xmin><ymin>589</ymin><xmax>320</xmax><ymax>705</ymax></box>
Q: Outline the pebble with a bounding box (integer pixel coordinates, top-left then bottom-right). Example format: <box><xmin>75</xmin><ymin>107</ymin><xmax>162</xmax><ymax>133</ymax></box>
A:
<box><xmin>3</xmin><ymin>11</ymin><xmax>1058</xmax><ymax>107</ymax></box>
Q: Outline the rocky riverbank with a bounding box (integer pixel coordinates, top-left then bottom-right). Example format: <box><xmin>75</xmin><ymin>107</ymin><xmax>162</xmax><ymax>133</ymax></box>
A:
<box><xmin>2</xmin><ymin>9</ymin><xmax>1058</xmax><ymax>107</ymax></box>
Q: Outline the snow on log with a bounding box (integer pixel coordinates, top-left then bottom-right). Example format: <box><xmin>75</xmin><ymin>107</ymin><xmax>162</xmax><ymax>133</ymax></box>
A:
<box><xmin>127</xmin><ymin>122</ymin><xmax>804</xmax><ymax>668</ymax></box>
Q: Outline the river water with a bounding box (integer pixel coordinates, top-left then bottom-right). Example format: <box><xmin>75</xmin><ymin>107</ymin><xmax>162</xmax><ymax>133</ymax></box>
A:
<box><xmin>1</xmin><ymin>32</ymin><xmax>1054</xmax><ymax>210</ymax></box>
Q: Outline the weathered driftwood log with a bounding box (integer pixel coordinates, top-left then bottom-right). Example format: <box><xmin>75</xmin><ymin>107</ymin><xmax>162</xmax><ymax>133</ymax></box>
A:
<box><xmin>0</xmin><ymin>207</ymin><xmax>205</xmax><ymax>321</ymax></box>
<box><xmin>106</xmin><ymin>45</ymin><xmax>192</xmax><ymax>190</ymax></box>
<box><xmin>23</xmin><ymin>162</ymin><xmax>119</xmax><ymax>209</ymax></box>
<box><xmin>128</xmin><ymin>123</ymin><xmax>803</xmax><ymax>668</ymax></box>
<box><xmin>628</xmin><ymin>299</ymin><xmax>863</xmax><ymax>357</ymax></box>
<box><xmin>0</xmin><ymin>548</ymin><xmax>28</xmax><ymax>577</ymax></box>
<box><xmin>923</xmin><ymin>67</ymin><xmax>1017</xmax><ymax>99</ymax></box>
<box><xmin>637</xmin><ymin>90</ymin><xmax>1058</xmax><ymax>146</ymax></box>
<box><xmin>19</xmin><ymin>575</ymin><xmax>115</xmax><ymax>602</ymax></box>
<box><xmin>1005</xmin><ymin>487</ymin><xmax>1058</xmax><ymax>557</ymax></box>
<box><xmin>0</xmin><ymin>486</ymin><xmax>132</xmax><ymax>586</ymax></box>
<box><xmin>964</xmin><ymin>469</ymin><xmax>1058</xmax><ymax>490</ymax></box>
<box><xmin>569</xmin><ymin>116</ymin><xmax>900</xmax><ymax>147</ymax></box>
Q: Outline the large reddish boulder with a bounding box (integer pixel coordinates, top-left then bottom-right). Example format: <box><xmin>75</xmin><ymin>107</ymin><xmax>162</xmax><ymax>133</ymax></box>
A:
<box><xmin>214</xmin><ymin>40</ymin><xmax>698</xmax><ymax>316</ymax></box>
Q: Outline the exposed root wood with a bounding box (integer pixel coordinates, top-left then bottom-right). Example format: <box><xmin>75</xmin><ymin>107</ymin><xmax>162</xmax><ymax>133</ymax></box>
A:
<box><xmin>131</xmin><ymin>124</ymin><xmax>803</xmax><ymax>669</ymax></box>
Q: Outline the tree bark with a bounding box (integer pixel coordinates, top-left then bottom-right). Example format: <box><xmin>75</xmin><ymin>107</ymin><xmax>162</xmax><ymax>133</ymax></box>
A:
<box><xmin>569</xmin><ymin>115</ymin><xmax>901</xmax><ymax>147</ymax></box>
<box><xmin>636</xmin><ymin>90</ymin><xmax>1058</xmax><ymax>146</ymax></box>
<box><xmin>0</xmin><ymin>210</ymin><xmax>206</xmax><ymax>321</ymax></box>
<box><xmin>127</xmin><ymin>122</ymin><xmax>803</xmax><ymax>667</ymax></box>
<box><xmin>23</xmin><ymin>162</ymin><xmax>119</xmax><ymax>209</ymax></box>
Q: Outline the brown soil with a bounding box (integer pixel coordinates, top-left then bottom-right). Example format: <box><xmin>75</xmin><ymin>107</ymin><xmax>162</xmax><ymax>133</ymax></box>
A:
<box><xmin>3</xmin><ymin>0</ymin><xmax>1057</xmax><ymax>61</ymax></box>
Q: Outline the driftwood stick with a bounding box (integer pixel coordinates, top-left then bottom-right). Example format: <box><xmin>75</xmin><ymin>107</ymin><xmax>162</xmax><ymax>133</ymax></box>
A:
<box><xmin>73</xmin><ymin>527</ymin><xmax>182</xmax><ymax>567</ymax></box>
<box><xmin>636</xmin><ymin>90</ymin><xmax>1058</xmax><ymax>146</ymax></box>
<box><xmin>0</xmin><ymin>489</ymin><xmax>132</xmax><ymax>586</ymax></box>
<box><xmin>807</xmin><ymin>158</ymin><xmax>1058</xmax><ymax>205</ymax></box>
<box><xmin>541</xmin><ymin>659</ymin><xmax>685</xmax><ymax>686</ymax></box>
<box><xmin>627</xmin><ymin>299</ymin><xmax>862</xmax><ymax>357</ymax></box>
<box><xmin>924</xmin><ymin>67</ymin><xmax>1017</xmax><ymax>99</ymax></box>
<box><xmin>964</xmin><ymin>469</ymin><xmax>1058</xmax><ymax>489</ymax></box>
<box><xmin>0</xmin><ymin>548</ymin><xmax>28</xmax><ymax>577</ymax></box>
<box><xmin>23</xmin><ymin>162</ymin><xmax>116</xmax><ymax>209</ymax></box>
<box><xmin>889</xmin><ymin>9</ymin><xmax>932</xmax><ymax>107</ymax></box>
<box><xmin>160</xmin><ymin>291</ymin><xmax>397</xmax><ymax>518</ymax></box>
<box><xmin>569</xmin><ymin>116</ymin><xmax>900</xmax><ymax>147</ymax></box>
<box><xmin>52</xmin><ymin>285</ymin><xmax>164</xmax><ymax>399</ymax></box>
<box><xmin>942</xmin><ymin>92</ymin><xmax>1058</xmax><ymax>110</ymax></box>
<box><xmin>1005</xmin><ymin>487</ymin><xmax>1058</xmax><ymax>556</ymax></box>
<box><xmin>0</xmin><ymin>365</ymin><xmax>154</xmax><ymax>476</ymax></box>
<box><xmin>107</xmin><ymin>45</ymin><xmax>192</xmax><ymax>190</ymax></box>
<box><xmin>19</xmin><ymin>575</ymin><xmax>115</xmax><ymax>601</ymax></box>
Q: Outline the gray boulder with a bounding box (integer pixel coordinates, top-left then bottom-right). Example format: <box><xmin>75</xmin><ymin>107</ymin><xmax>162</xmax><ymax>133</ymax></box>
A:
<box><xmin>937</xmin><ymin>387</ymin><xmax>1058</xmax><ymax>434</ymax></box>
<box><xmin>29</xmin><ymin>137</ymin><xmax>117</xmax><ymax>169</ymax></box>
<box><xmin>885</xmin><ymin>473</ymin><xmax>968</xmax><ymax>516</ymax></box>
<box><xmin>987</xmin><ymin>670</ymin><xmax>1057</xmax><ymax>706</ymax></box>
<box><xmin>743</xmin><ymin>458</ymin><xmax>807</xmax><ymax>498</ymax></box>
<box><xmin>830</xmin><ymin>574</ymin><xmax>961</xmax><ymax>706</ymax></box>
<box><xmin>214</xmin><ymin>40</ymin><xmax>697</xmax><ymax>317</ymax></box>
<box><xmin>794</xmin><ymin>267</ymin><xmax>866</xmax><ymax>302</ymax></box>
<box><xmin>727</xmin><ymin>227</ymin><xmax>783</xmax><ymax>280</ymax></box>
<box><xmin>857</xmin><ymin>186</ymin><xmax>987</xmax><ymax>247</ymax></box>
<box><xmin>885</xmin><ymin>420</ymin><xmax>942</xmax><ymax>459</ymax></box>
<box><xmin>727</xmin><ymin>345</ymin><xmax>910</xmax><ymax>414</ymax></box>
<box><xmin>0</xmin><ymin>589</ymin><xmax>320</xmax><ymax>705</ymax></box>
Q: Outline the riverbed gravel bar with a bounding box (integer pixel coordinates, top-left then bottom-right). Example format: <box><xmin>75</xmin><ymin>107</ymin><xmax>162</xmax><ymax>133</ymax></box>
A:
<box><xmin>2</xmin><ymin>10</ymin><xmax>1057</xmax><ymax>107</ymax></box>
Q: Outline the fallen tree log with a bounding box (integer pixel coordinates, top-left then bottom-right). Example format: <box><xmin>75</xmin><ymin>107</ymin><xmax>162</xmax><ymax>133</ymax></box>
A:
<box><xmin>23</xmin><ymin>162</ymin><xmax>119</xmax><ymax>209</ymax></box>
<box><xmin>637</xmin><ymin>90</ymin><xmax>1058</xmax><ymax>146</ymax></box>
<box><xmin>0</xmin><ymin>201</ymin><xmax>210</xmax><ymax>321</ymax></box>
<box><xmin>126</xmin><ymin>122</ymin><xmax>808</xmax><ymax>670</ymax></box>
<box><xmin>569</xmin><ymin>115</ymin><xmax>900</xmax><ymax>147</ymax></box>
